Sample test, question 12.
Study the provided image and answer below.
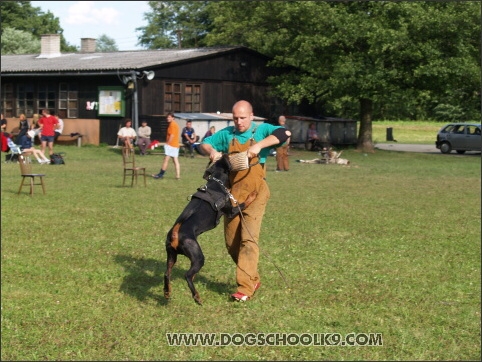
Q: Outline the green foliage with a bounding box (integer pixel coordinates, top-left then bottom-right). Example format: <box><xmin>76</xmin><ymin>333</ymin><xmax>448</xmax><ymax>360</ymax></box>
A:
<box><xmin>371</xmin><ymin>120</ymin><xmax>443</xmax><ymax>144</ymax></box>
<box><xmin>96</xmin><ymin>34</ymin><xmax>119</xmax><ymax>52</ymax></box>
<box><xmin>0</xmin><ymin>1</ymin><xmax>60</xmax><ymax>36</ymax></box>
<box><xmin>203</xmin><ymin>1</ymin><xmax>480</xmax><ymax>123</ymax></box>
<box><xmin>0</xmin><ymin>0</ymin><xmax>76</xmax><ymax>52</ymax></box>
<box><xmin>1</xmin><ymin>143</ymin><xmax>480</xmax><ymax>360</ymax></box>
<box><xmin>137</xmin><ymin>1</ymin><xmax>212</xmax><ymax>49</ymax></box>
<box><xmin>135</xmin><ymin>2</ymin><xmax>480</xmax><ymax>122</ymax></box>
<box><xmin>432</xmin><ymin>104</ymin><xmax>466</xmax><ymax>122</ymax></box>
<box><xmin>1</xmin><ymin>27</ymin><xmax>40</xmax><ymax>54</ymax></box>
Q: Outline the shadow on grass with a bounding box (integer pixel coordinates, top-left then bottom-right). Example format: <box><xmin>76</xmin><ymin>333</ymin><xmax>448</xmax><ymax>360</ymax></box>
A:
<box><xmin>107</xmin><ymin>146</ymin><xmax>124</xmax><ymax>155</ymax></box>
<box><xmin>113</xmin><ymin>254</ymin><xmax>166</xmax><ymax>305</ymax></box>
<box><xmin>113</xmin><ymin>254</ymin><xmax>231</xmax><ymax>306</ymax></box>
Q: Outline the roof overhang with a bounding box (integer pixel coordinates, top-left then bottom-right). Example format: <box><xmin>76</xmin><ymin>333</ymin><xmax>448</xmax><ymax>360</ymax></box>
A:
<box><xmin>174</xmin><ymin>113</ymin><xmax>267</xmax><ymax>121</ymax></box>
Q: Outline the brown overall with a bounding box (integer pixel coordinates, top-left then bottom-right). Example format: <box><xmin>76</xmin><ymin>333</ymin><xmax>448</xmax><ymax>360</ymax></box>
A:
<box><xmin>225</xmin><ymin>134</ymin><xmax>270</xmax><ymax>297</ymax></box>
<box><xmin>276</xmin><ymin>144</ymin><xmax>289</xmax><ymax>171</ymax></box>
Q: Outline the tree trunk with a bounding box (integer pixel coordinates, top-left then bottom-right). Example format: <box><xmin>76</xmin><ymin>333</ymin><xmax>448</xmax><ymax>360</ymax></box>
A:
<box><xmin>357</xmin><ymin>98</ymin><xmax>375</xmax><ymax>152</ymax></box>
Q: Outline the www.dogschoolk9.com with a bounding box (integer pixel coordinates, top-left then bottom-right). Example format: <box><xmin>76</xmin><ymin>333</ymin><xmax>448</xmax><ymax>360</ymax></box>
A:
<box><xmin>166</xmin><ymin>332</ymin><xmax>383</xmax><ymax>347</ymax></box>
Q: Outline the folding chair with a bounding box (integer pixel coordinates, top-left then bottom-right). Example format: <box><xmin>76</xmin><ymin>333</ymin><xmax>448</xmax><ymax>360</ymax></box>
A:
<box><xmin>5</xmin><ymin>137</ymin><xmax>23</xmax><ymax>163</ymax></box>
<box><xmin>18</xmin><ymin>154</ymin><xmax>46</xmax><ymax>195</ymax></box>
<box><xmin>122</xmin><ymin>146</ymin><xmax>147</xmax><ymax>187</ymax></box>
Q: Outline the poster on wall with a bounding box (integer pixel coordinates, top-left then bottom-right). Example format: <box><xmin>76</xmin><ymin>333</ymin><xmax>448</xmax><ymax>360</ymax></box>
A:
<box><xmin>98</xmin><ymin>86</ymin><xmax>125</xmax><ymax>117</ymax></box>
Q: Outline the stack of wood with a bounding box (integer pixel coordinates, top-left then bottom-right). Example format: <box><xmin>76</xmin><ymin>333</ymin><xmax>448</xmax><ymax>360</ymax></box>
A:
<box><xmin>321</xmin><ymin>148</ymin><xmax>350</xmax><ymax>165</ymax></box>
<box><xmin>296</xmin><ymin>147</ymin><xmax>350</xmax><ymax>165</ymax></box>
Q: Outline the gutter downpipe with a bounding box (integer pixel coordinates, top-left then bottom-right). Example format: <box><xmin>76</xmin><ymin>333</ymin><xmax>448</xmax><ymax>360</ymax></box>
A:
<box><xmin>131</xmin><ymin>70</ymin><xmax>139</xmax><ymax>132</ymax></box>
<box><xmin>1</xmin><ymin>71</ymin><xmax>133</xmax><ymax>77</ymax></box>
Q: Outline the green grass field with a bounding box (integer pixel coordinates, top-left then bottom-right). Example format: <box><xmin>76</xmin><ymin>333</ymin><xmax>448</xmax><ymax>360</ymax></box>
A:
<box><xmin>1</xmin><ymin>129</ymin><xmax>480</xmax><ymax>360</ymax></box>
<box><xmin>372</xmin><ymin>120</ymin><xmax>444</xmax><ymax>144</ymax></box>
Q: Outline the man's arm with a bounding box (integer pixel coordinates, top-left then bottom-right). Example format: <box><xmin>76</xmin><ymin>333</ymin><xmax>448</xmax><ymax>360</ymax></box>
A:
<box><xmin>182</xmin><ymin>128</ymin><xmax>191</xmax><ymax>142</ymax></box>
<box><xmin>247</xmin><ymin>129</ymin><xmax>291</xmax><ymax>158</ymax></box>
<box><xmin>188</xmin><ymin>129</ymin><xmax>196</xmax><ymax>143</ymax></box>
<box><xmin>199</xmin><ymin>143</ymin><xmax>222</xmax><ymax>161</ymax></box>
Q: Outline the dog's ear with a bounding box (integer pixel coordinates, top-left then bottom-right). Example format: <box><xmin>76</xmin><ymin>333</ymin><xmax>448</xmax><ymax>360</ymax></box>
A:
<box><xmin>222</xmin><ymin>153</ymin><xmax>232</xmax><ymax>172</ymax></box>
<box><xmin>203</xmin><ymin>156</ymin><xmax>220</xmax><ymax>180</ymax></box>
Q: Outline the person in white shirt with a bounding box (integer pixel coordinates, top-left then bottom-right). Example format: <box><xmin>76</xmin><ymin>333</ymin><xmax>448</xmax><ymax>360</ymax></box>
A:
<box><xmin>137</xmin><ymin>120</ymin><xmax>151</xmax><ymax>155</ymax></box>
<box><xmin>52</xmin><ymin>111</ymin><xmax>64</xmax><ymax>142</ymax></box>
<box><xmin>117</xmin><ymin>119</ymin><xmax>137</xmax><ymax>148</ymax></box>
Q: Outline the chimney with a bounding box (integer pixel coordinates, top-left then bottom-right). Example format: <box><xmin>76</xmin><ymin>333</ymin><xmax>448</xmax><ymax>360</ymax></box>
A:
<box><xmin>81</xmin><ymin>38</ymin><xmax>97</xmax><ymax>53</ymax></box>
<box><xmin>37</xmin><ymin>34</ymin><xmax>61</xmax><ymax>58</ymax></box>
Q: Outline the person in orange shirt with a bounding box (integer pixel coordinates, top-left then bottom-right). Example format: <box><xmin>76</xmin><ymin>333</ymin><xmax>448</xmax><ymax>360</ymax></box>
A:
<box><xmin>152</xmin><ymin>112</ymin><xmax>181</xmax><ymax>179</ymax></box>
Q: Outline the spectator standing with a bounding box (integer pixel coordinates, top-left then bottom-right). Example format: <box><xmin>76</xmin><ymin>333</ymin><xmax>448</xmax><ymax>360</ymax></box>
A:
<box><xmin>181</xmin><ymin>120</ymin><xmax>199</xmax><ymax>158</ymax></box>
<box><xmin>38</xmin><ymin>109</ymin><xmax>59</xmax><ymax>156</ymax></box>
<box><xmin>16</xmin><ymin>114</ymin><xmax>30</xmax><ymax>145</ymax></box>
<box><xmin>152</xmin><ymin>113</ymin><xmax>180</xmax><ymax>179</ymax></box>
<box><xmin>275</xmin><ymin>115</ymin><xmax>290</xmax><ymax>171</ymax></box>
<box><xmin>52</xmin><ymin>111</ymin><xmax>64</xmax><ymax>142</ymax></box>
<box><xmin>137</xmin><ymin>120</ymin><xmax>151</xmax><ymax>155</ymax></box>
<box><xmin>1</xmin><ymin>113</ymin><xmax>7</xmax><ymax>133</ymax></box>
<box><xmin>30</xmin><ymin>114</ymin><xmax>41</xmax><ymax>145</ymax></box>
<box><xmin>200</xmin><ymin>100</ymin><xmax>291</xmax><ymax>302</ymax></box>
<box><xmin>117</xmin><ymin>118</ymin><xmax>137</xmax><ymax>148</ymax></box>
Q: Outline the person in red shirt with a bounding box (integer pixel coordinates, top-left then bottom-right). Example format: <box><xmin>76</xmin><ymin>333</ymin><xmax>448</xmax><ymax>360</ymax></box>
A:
<box><xmin>38</xmin><ymin>109</ymin><xmax>59</xmax><ymax>156</ymax></box>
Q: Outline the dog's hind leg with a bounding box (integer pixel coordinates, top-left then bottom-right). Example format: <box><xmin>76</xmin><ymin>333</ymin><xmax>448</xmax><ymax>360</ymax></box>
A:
<box><xmin>164</xmin><ymin>245</ymin><xmax>178</xmax><ymax>300</ymax></box>
<box><xmin>164</xmin><ymin>224</ymin><xmax>181</xmax><ymax>300</ymax></box>
<box><xmin>183</xmin><ymin>239</ymin><xmax>205</xmax><ymax>305</ymax></box>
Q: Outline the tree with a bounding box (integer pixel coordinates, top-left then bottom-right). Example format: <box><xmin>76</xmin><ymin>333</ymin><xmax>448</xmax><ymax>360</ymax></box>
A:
<box><xmin>205</xmin><ymin>1</ymin><xmax>480</xmax><ymax>152</ymax></box>
<box><xmin>0</xmin><ymin>1</ymin><xmax>77</xmax><ymax>52</ymax></box>
<box><xmin>1</xmin><ymin>27</ymin><xmax>40</xmax><ymax>54</ymax></box>
<box><xmin>136</xmin><ymin>1</ymin><xmax>212</xmax><ymax>49</ymax></box>
<box><xmin>136</xmin><ymin>1</ymin><xmax>480</xmax><ymax>151</ymax></box>
<box><xmin>96</xmin><ymin>34</ymin><xmax>119</xmax><ymax>52</ymax></box>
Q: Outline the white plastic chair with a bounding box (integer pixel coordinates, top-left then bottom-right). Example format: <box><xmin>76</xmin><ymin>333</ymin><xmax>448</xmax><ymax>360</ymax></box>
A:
<box><xmin>5</xmin><ymin>137</ymin><xmax>23</xmax><ymax>163</ymax></box>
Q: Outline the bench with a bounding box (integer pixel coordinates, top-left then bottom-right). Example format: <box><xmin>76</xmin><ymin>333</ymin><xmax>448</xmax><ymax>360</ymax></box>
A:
<box><xmin>180</xmin><ymin>144</ymin><xmax>190</xmax><ymax>157</ymax></box>
<box><xmin>57</xmin><ymin>133</ymin><xmax>83</xmax><ymax>147</ymax></box>
<box><xmin>146</xmin><ymin>143</ymin><xmax>192</xmax><ymax>157</ymax></box>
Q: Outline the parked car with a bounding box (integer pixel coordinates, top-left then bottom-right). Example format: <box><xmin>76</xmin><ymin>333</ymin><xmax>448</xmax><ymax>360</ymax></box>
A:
<box><xmin>435</xmin><ymin>123</ymin><xmax>481</xmax><ymax>154</ymax></box>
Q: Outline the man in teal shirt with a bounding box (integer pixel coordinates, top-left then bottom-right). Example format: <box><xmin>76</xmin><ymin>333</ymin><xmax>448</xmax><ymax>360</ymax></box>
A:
<box><xmin>200</xmin><ymin>100</ymin><xmax>290</xmax><ymax>302</ymax></box>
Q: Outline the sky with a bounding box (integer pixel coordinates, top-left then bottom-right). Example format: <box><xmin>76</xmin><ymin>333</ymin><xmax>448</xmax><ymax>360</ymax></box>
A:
<box><xmin>31</xmin><ymin>1</ymin><xmax>151</xmax><ymax>51</ymax></box>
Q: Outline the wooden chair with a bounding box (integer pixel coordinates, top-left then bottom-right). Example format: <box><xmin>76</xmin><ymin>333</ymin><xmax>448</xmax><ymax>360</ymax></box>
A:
<box><xmin>18</xmin><ymin>154</ymin><xmax>46</xmax><ymax>195</ymax></box>
<box><xmin>122</xmin><ymin>146</ymin><xmax>147</xmax><ymax>187</ymax></box>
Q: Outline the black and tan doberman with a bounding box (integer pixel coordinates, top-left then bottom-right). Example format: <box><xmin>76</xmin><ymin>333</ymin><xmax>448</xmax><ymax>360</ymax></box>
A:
<box><xmin>164</xmin><ymin>154</ymin><xmax>257</xmax><ymax>305</ymax></box>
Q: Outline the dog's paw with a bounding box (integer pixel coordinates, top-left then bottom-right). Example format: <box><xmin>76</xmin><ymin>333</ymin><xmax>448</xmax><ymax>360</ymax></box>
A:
<box><xmin>245</xmin><ymin>191</ymin><xmax>258</xmax><ymax>206</ymax></box>
<box><xmin>194</xmin><ymin>293</ymin><xmax>203</xmax><ymax>305</ymax></box>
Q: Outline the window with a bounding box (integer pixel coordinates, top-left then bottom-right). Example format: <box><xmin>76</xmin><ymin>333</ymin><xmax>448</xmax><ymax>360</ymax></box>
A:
<box><xmin>164</xmin><ymin>82</ymin><xmax>201</xmax><ymax>113</ymax></box>
<box><xmin>1</xmin><ymin>83</ymin><xmax>14</xmax><ymax>117</ymax></box>
<box><xmin>467</xmin><ymin>125</ymin><xmax>480</xmax><ymax>135</ymax></box>
<box><xmin>37</xmin><ymin>83</ymin><xmax>56</xmax><ymax>111</ymax></box>
<box><xmin>59</xmin><ymin>83</ymin><xmax>78</xmax><ymax>118</ymax></box>
<box><xmin>185</xmin><ymin>84</ymin><xmax>201</xmax><ymax>112</ymax></box>
<box><xmin>2</xmin><ymin>82</ymin><xmax>79</xmax><ymax>118</ymax></box>
<box><xmin>16</xmin><ymin>83</ymin><xmax>35</xmax><ymax>117</ymax></box>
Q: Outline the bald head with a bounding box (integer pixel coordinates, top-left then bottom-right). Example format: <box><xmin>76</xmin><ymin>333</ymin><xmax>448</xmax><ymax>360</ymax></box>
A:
<box><xmin>232</xmin><ymin>100</ymin><xmax>254</xmax><ymax>133</ymax></box>
<box><xmin>232</xmin><ymin>100</ymin><xmax>253</xmax><ymax>114</ymax></box>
